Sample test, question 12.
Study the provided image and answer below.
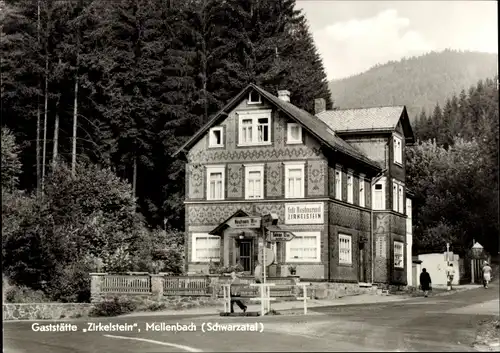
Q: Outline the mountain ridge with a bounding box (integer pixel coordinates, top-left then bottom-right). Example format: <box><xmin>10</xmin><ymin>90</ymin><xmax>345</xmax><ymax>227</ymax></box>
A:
<box><xmin>328</xmin><ymin>49</ymin><xmax>498</xmax><ymax>120</ymax></box>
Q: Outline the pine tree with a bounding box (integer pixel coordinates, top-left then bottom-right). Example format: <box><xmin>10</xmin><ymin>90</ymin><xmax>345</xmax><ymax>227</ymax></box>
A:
<box><xmin>1</xmin><ymin>0</ymin><xmax>45</xmax><ymax>191</ymax></box>
<box><xmin>440</xmin><ymin>98</ymin><xmax>454</xmax><ymax>148</ymax></box>
<box><xmin>429</xmin><ymin>103</ymin><xmax>442</xmax><ymax>143</ymax></box>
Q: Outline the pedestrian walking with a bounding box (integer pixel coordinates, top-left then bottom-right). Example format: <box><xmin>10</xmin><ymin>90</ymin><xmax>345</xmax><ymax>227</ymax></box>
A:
<box><xmin>482</xmin><ymin>261</ymin><xmax>492</xmax><ymax>289</ymax></box>
<box><xmin>420</xmin><ymin>268</ymin><xmax>432</xmax><ymax>297</ymax></box>
<box><xmin>446</xmin><ymin>263</ymin><xmax>455</xmax><ymax>291</ymax></box>
<box><xmin>230</xmin><ymin>271</ymin><xmax>247</xmax><ymax>313</ymax></box>
<box><xmin>254</xmin><ymin>262</ymin><xmax>263</xmax><ymax>284</ymax></box>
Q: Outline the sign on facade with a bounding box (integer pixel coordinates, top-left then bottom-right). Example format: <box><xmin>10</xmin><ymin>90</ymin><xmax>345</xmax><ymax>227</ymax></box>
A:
<box><xmin>284</xmin><ymin>202</ymin><xmax>324</xmax><ymax>224</ymax></box>
<box><xmin>226</xmin><ymin>217</ymin><xmax>261</xmax><ymax>229</ymax></box>
<box><xmin>268</xmin><ymin>231</ymin><xmax>295</xmax><ymax>242</ymax></box>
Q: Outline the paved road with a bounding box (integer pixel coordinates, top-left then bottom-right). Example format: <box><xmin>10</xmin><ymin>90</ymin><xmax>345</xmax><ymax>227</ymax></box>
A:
<box><xmin>4</xmin><ymin>284</ymin><xmax>498</xmax><ymax>352</ymax></box>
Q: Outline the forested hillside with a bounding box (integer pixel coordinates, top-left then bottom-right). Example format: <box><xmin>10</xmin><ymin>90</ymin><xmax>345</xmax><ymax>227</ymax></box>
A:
<box><xmin>1</xmin><ymin>0</ymin><xmax>332</xmax><ymax>301</ymax></box>
<box><xmin>1</xmin><ymin>0</ymin><xmax>331</xmax><ymax>231</ymax></box>
<box><xmin>328</xmin><ymin>50</ymin><xmax>498</xmax><ymax>119</ymax></box>
<box><xmin>407</xmin><ymin>76</ymin><xmax>499</xmax><ymax>255</ymax></box>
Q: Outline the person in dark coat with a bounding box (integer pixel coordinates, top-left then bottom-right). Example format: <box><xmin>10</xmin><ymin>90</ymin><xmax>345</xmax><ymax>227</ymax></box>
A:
<box><xmin>230</xmin><ymin>271</ymin><xmax>247</xmax><ymax>313</ymax></box>
<box><xmin>420</xmin><ymin>268</ymin><xmax>432</xmax><ymax>297</ymax></box>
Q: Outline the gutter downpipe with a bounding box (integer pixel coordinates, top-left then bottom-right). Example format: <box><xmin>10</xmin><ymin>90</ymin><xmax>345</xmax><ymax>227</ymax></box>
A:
<box><xmin>370</xmin><ymin>168</ymin><xmax>387</xmax><ymax>284</ymax></box>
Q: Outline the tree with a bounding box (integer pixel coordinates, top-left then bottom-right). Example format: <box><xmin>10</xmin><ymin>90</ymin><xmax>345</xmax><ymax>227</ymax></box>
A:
<box><xmin>2</xmin><ymin>161</ymin><xmax>146</xmax><ymax>299</ymax></box>
<box><xmin>1</xmin><ymin>0</ymin><xmax>44</xmax><ymax>192</ymax></box>
<box><xmin>1</xmin><ymin>127</ymin><xmax>22</xmax><ymax>191</ymax></box>
<box><xmin>406</xmin><ymin>137</ymin><xmax>498</xmax><ymax>254</ymax></box>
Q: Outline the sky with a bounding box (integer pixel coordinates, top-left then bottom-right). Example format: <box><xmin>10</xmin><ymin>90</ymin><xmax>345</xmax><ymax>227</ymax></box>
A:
<box><xmin>296</xmin><ymin>1</ymin><xmax>498</xmax><ymax>81</ymax></box>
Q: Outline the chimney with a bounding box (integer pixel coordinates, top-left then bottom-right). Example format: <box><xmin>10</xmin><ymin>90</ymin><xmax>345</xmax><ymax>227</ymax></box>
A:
<box><xmin>277</xmin><ymin>90</ymin><xmax>290</xmax><ymax>102</ymax></box>
<box><xmin>314</xmin><ymin>98</ymin><xmax>326</xmax><ymax>115</ymax></box>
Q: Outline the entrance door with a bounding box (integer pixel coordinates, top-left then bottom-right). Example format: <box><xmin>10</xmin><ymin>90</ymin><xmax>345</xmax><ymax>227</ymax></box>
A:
<box><xmin>239</xmin><ymin>241</ymin><xmax>253</xmax><ymax>272</ymax></box>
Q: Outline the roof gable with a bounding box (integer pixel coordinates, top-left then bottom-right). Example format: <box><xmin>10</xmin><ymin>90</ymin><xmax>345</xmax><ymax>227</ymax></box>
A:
<box><xmin>173</xmin><ymin>84</ymin><xmax>381</xmax><ymax>171</ymax></box>
<box><xmin>209</xmin><ymin>209</ymin><xmax>255</xmax><ymax>236</ymax></box>
<box><xmin>316</xmin><ymin>106</ymin><xmax>415</xmax><ymax>143</ymax></box>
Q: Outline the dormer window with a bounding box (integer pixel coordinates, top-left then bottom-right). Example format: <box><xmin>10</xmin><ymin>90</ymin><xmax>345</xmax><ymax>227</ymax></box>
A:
<box><xmin>286</xmin><ymin>123</ymin><xmax>302</xmax><ymax>144</ymax></box>
<box><xmin>248</xmin><ymin>91</ymin><xmax>261</xmax><ymax>104</ymax></box>
<box><xmin>393</xmin><ymin>134</ymin><xmax>402</xmax><ymax>165</ymax></box>
<box><xmin>209</xmin><ymin>127</ymin><xmax>224</xmax><ymax>147</ymax></box>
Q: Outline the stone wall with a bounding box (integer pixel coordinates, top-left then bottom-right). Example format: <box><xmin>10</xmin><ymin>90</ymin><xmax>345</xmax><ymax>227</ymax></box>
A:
<box><xmin>307</xmin><ymin>282</ymin><xmax>379</xmax><ymax>300</ymax></box>
<box><xmin>3</xmin><ymin>303</ymin><xmax>93</xmax><ymax>321</ymax></box>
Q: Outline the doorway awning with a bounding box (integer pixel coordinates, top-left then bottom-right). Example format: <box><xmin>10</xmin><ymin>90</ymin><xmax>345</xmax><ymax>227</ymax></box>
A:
<box><xmin>208</xmin><ymin>209</ymin><xmax>261</xmax><ymax>236</ymax></box>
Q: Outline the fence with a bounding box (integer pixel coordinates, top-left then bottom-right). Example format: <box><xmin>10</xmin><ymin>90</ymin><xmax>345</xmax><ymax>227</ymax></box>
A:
<box><xmin>90</xmin><ymin>273</ymin><xmax>299</xmax><ymax>302</ymax></box>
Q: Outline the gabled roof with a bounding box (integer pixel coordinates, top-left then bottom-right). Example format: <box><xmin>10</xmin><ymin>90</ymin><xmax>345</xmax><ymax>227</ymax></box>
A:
<box><xmin>173</xmin><ymin>84</ymin><xmax>381</xmax><ymax>171</ymax></box>
<box><xmin>209</xmin><ymin>209</ymin><xmax>256</xmax><ymax>236</ymax></box>
<box><xmin>316</xmin><ymin>106</ymin><xmax>415</xmax><ymax>143</ymax></box>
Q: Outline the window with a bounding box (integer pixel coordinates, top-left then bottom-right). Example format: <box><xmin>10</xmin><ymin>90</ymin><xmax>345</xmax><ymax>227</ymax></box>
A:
<box><xmin>245</xmin><ymin>164</ymin><xmax>264</xmax><ymax>200</ymax></box>
<box><xmin>398</xmin><ymin>185</ymin><xmax>404</xmax><ymax>214</ymax></box>
<box><xmin>359</xmin><ymin>175</ymin><xmax>365</xmax><ymax>207</ymax></box>
<box><xmin>347</xmin><ymin>172</ymin><xmax>353</xmax><ymax>204</ymax></box>
<box><xmin>393</xmin><ymin>135</ymin><xmax>402</xmax><ymax>165</ymax></box>
<box><xmin>206</xmin><ymin>165</ymin><xmax>225</xmax><ymax>200</ymax></box>
<box><xmin>287</xmin><ymin>123</ymin><xmax>302</xmax><ymax>144</ymax></box>
<box><xmin>238</xmin><ymin>111</ymin><xmax>272</xmax><ymax>145</ymax></box>
<box><xmin>284</xmin><ymin>162</ymin><xmax>305</xmax><ymax>198</ymax></box>
<box><xmin>392</xmin><ymin>179</ymin><xmax>405</xmax><ymax>213</ymax></box>
<box><xmin>192</xmin><ymin>233</ymin><xmax>221</xmax><ymax>262</ymax></box>
<box><xmin>286</xmin><ymin>231</ymin><xmax>321</xmax><ymax>262</ymax></box>
<box><xmin>209</xmin><ymin>127</ymin><xmax>223</xmax><ymax>147</ymax></box>
<box><xmin>339</xmin><ymin>234</ymin><xmax>352</xmax><ymax>265</ymax></box>
<box><xmin>248</xmin><ymin>91</ymin><xmax>261</xmax><ymax>104</ymax></box>
<box><xmin>394</xmin><ymin>241</ymin><xmax>404</xmax><ymax>268</ymax></box>
<box><xmin>335</xmin><ymin>167</ymin><xmax>342</xmax><ymax>200</ymax></box>
<box><xmin>392</xmin><ymin>181</ymin><xmax>398</xmax><ymax>212</ymax></box>
<box><xmin>372</xmin><ymin>178</ymin><xmax>385</xmax><ymax>210</ymax></box>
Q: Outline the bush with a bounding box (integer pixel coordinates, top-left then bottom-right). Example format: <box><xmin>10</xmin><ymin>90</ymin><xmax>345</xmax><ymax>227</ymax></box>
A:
<box><xmin>89</xmin><ymin>297</ymin><xmax>137</xmax><ymax>317</ymax></box>
<box><xmin>214</xmin><ymin>263</ymin><xmax>244</xmax><ymax>275</ymax></box>
<box><xmin>3</xmin><ymin>280</ymin><xmax>50</xmax><ymax>303</ymax></box>
<box><xmin>44</xmin><ymin>261</ymin><xmax>92</xmax><ymax>303</ymax></box>
<box><xmin>145</xmin><ymin>302</ymin><xmax>168</xmax><ymax>312</ymax></box>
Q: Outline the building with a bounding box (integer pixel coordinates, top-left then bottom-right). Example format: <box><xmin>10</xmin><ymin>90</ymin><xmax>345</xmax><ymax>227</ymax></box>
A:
<box><xmin>173</xmin><ymin>84</ymin><xmax>415</xmax><ymax>285</ymax></box>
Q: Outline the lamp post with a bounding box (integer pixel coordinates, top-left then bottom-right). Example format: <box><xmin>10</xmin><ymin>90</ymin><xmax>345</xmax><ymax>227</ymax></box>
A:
<box><xmin>471</xmin><ymin>241</ymin><xmax>484</xmax><ymax>284</ymax></box>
